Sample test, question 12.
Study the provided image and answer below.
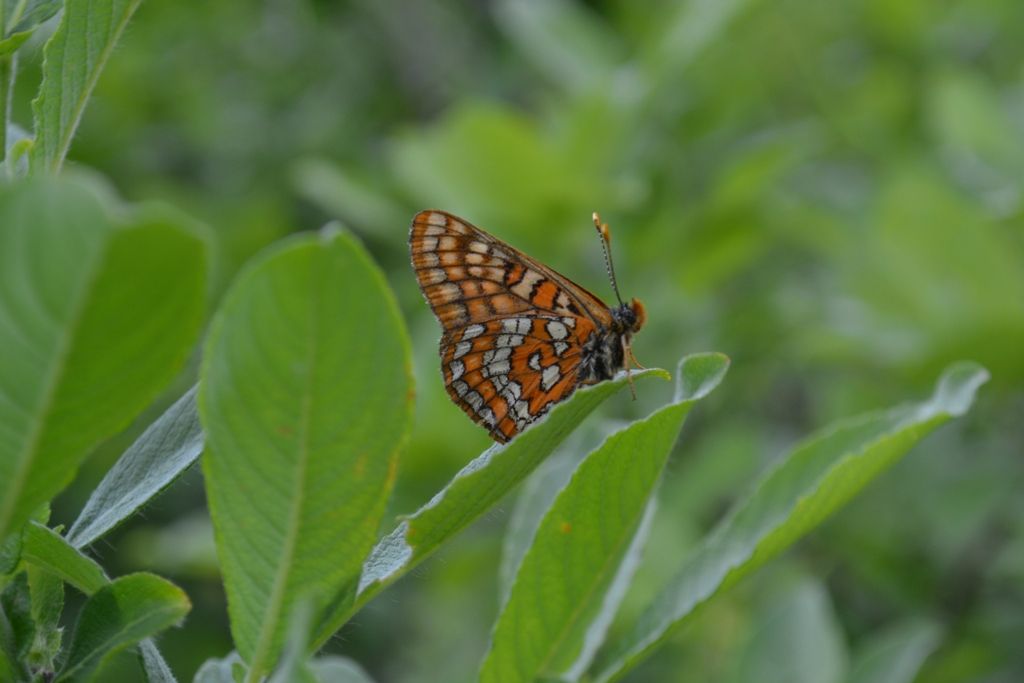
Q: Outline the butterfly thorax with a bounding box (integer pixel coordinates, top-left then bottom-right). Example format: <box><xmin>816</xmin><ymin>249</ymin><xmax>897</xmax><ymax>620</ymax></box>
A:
<box><xmin>576</xmin><ymin>299</ymin><xmax>645</xmax><ymax>385</ymax></box>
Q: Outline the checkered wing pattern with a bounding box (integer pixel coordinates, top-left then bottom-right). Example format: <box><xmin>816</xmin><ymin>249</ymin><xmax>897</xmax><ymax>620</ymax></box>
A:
<box><xmin>410</xmin><ymin>210</ymin><xmax>615</xmax><ymax>442</ymax></box>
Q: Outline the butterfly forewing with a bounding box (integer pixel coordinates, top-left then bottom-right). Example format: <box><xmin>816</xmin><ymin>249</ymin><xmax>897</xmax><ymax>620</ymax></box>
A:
<box><xmin>410</xmin><ymin>210</ymin><xmax>615</xmax><ymax>443</ymax></box>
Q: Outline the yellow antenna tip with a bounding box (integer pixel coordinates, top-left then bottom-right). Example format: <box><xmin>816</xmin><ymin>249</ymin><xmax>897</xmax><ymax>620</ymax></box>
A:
<box><xmin>592</xmin><ymin>212</ymin><xmax>611</xmax><ymax>241</ymax></box>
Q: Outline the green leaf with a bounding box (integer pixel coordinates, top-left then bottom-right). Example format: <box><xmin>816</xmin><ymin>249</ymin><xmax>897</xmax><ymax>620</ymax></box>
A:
<box><xmin>200</xmin><ymin>228</ymin><xmax>413</xmax><ymax>680</ymax></box>
<box><xmin>0</xmin><ymin>30</ymin><xmax>29</xmax><ymax>56</ymax></box>
<box><xmin>6</xmin><ymin>0</ymin><xmax>63</xmax><ymax>35</ymax></box>
<box><xmin>22</xmin><ymin>522</ymin><xmax>108</xmax><ymax>595</ymax></box>
<box><xmin>30</xmin><ymin>0</ymin><xmax>144</xmax><ymax>172</ymax></box>
<box><xmin>314</xmin><ymin>365</ymin><xmax>670</xmax><ymax>648</ymax></box>
<box><xmin>481</xmin><ymin>354</ymin><xmax>729</xmax><ymax>683</ymax></box>
<box><xmin>56</xmin><ymin>573</ymin><xmax>190</xmax><ymax>683</ymax></box>
<box><xmin>592</xmin><ymin>361</ymin><xmax>989</xmax><ymax>682</ymax></box>
<box><xmin>139</xmin><ymin>639</ymin><xmax>179</xmax><ymax>683</ymax></box>
<box><xmin>732</xmin><ymin>575</ymin><xmax>848</xmax><ymax>683</ymax></box>
<box><xmin>193</xmin><ymin>652</ymin><xmax>246</xmax><ymax>683</ymax></box>
<box><xmin>846</xmin><ymin>619</ymin><xmax>943</xmax><ymax>683</ymax></box>
<box><xmin>67</xmin><ymin>386</ymin><xmax>204</xmax><ymax>549</ymax></box>
<box><xmin>499</xmin><ymin>438</ymin><xmax>590</xmax><ymax>602</ymax></box>
<box><xmin>0</xmin><ymin>177</ymin><xmax>207</xmax><ymax>542</ymax></box>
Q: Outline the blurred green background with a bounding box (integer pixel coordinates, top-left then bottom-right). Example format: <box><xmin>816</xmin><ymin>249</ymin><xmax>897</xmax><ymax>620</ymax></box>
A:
<box><xmin>17</xmin><ymin>0</ymin><xmax>1023</xmax><ymax>680</ymax></box>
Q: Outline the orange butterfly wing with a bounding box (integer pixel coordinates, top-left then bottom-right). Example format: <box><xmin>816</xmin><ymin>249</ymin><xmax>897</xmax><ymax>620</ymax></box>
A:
<box><xmin>410</xmin><ymin>210</ymin><xmax>613</xmax><ymax>442</ymax></box>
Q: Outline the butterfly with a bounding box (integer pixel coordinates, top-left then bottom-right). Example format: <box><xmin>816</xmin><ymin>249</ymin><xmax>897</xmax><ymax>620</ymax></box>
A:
<box><xmin>409</xmin><ymin>210</ymin><xmax>646</xmax><ymax>443</ymax></box>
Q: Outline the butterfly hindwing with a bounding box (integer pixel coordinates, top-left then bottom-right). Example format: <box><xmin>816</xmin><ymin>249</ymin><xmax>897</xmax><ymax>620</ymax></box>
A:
<box><xmin>440</xmin><ymin>316</ymin><xmax>592</xmax><ymax>442</ymax></box>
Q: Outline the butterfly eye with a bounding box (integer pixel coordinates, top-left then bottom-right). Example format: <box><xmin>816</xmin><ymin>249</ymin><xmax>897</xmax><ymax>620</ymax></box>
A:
<box><xmin>630</xmin><ymin>298</ymin><xmax>647</xmax><ymax>331</ymax></box>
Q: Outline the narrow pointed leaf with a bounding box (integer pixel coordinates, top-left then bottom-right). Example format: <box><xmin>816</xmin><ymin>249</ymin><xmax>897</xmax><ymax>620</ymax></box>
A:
<box><xmin>56</xmin><ymin>573</ymin><xmax>190</xmax><ymax>683</ymax></box>
<box><xmin>0</xmin><ymin>178</ymin><xmax>207</xmax><ymax>542</ymax></box>
<box><xmin>67</xmin><ymin>386</ymin><xmax>203</xmax><ymax>549</ymax></box>
<box><xmin>22</xmin><ymin>522</ymin><xmax>107</xmax><ymax>594</ymax></box>
<box><xmin>30</xmin><ymin>0</ymin><xmax>144</xmax><ymax>172</ymax></box>
<box><xmin>315</xmin><ymin>365</ymin><xmax>669</xmax><ymax>647</ymax></box>
<box><xmin>200</xmin><ymin>229</ymin><xmax>413</xmax><ymax>679</ymax></box>
<box><xmin>481</xmin><ymin>353</ymin><xmax>729</xmax><ymax>683</ymax></box>
<box><xmin>592</xmin><ymin>361</ymin><xmax>989</xmax><ymax>682</ymax></box>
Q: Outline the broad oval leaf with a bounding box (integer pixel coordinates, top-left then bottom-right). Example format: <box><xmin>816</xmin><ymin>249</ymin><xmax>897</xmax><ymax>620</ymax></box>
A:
<box><xmin>56</xmin><ymin>573</ymin><xmax>190</xmax><ymax>683</ymax></box>
<box><xmin>67</xmin><ymin>386</ymin><xmax>203</xmax><ymax>549</ymax></box>
<box><xmin>0</xmin><ymin>177</ymin><xmax>207</xmax><ymax>542</ymax></box>
<box><xmin>200</xmin><ymin>228</ymin><xmax>413</xmax><ymax>678</ymax></box>
<box><xmin>314</xmin><ymin>365</ymin><xmax>671</xmax><ymax>648</ymax></box>
<box><xmin>592</xmin><ymin>361</ymin><xmax>989</xmax><ymax>682</ymax></box>
<box><xmin>30</xmin><ymin>0</ymin><xmax>144</xmax><ymax>172</ymax></box>
<box><xmin>480</xmin><ymin>353</ymin><xmax>729</xmax><ymax>683</ymax></box>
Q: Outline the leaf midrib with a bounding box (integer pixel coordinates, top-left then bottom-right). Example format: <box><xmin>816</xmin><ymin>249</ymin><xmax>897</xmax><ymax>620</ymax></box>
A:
<box><xmin>245</xmin><ymin>269</ymin><xmax>321</xmax><ymax>682</ymax></box>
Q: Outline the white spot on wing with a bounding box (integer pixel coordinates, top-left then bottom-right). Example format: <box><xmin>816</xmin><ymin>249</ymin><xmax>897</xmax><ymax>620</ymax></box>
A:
<box><xmin>465</xmin><ymin>391</ymin><xmax>484</xmax><ymax>411</ymax></box>
<box><xmin>419</xmin><ymin>236</ymin><xmax>438</xmax><ymax>251</ymax></box>
<box><xmin>462</xmin><ymin>324</ymin><xmax>486</xmax><ymax>340</ymax></box>
<box><xmin>469</xmin><ymin>241</ymin><xmax>489</xmax><ymax>254</ymax></box>
<box><xmin>496</xmin><ymin>334</ymin><xmax>525</xmax><ymax>348</ymax></box>
<box><xmin>546</xmin><ymin>320</ymin><xmax>568</xmax><ymax>340</ymax></box>
<box><xmin>528</xmin><ymin>352</ymin><xmax>542</xmax><ymax>371</ymax></box>
<box><xmin>553</xmin><ymin>341</ymin><xmax>570</xmax><ymax>356</ymax></box>
<box><xmin>450</xmin><ymin>359</ymin><xmax>464</xmax><ymax>380</ymax></box>
<box><xmin>483</xmin><ymin>347</ymin><xmax>512</xmax><ymax>365</ymax></box>
<box><xmin>452</xmin><ymin>380</ymin><xmax>469</xmax><ymax>397</ymax></box>
<box><xmin>453</xmin><ymin>341</ymin><xmax>472</xmax><ymax>360</ymax></box>
<box><xmin>541</xmin><ymin>364</ymin><xmax>561</xmax><ymax>391</ymax></box>
<box><xmin>502</xmin><ymin>318</ymin><xmax>531</xmax><ymax>335</ymax></box>
<box><xmin>511</xmin><ymin>270</ymin><xmax>544</xmax><ymax>300</ymax></box>
<box><xmin>485</xmin><ymin>360</ymin><xmax>510</xmax><ymax>377</ymax></box>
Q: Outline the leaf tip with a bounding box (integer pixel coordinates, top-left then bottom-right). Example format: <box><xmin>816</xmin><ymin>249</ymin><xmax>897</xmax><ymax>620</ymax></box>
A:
<box><xmin>925</xmin><ymin>361</ymin><xmax>989</xmax><ymax>417</ymax></box>
<box><xmin>675</xmin><ymin>352</ymin><xmax>730</xmax><ymax>402</ymax></box>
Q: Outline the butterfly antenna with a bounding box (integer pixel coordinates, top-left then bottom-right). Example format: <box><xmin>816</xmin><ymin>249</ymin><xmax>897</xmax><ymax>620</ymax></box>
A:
<box><xmin>593</xmin><ymin>212</ymin><xmax>625</xmax><ymax>307</ymax></box>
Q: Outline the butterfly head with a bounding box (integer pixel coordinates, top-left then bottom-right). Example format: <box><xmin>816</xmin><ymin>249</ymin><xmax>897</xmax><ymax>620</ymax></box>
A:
<box><xmin>613</xmin><ymin>298</ymin><xmax>646</xmax><ymax>336</ymax></box>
